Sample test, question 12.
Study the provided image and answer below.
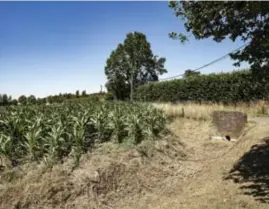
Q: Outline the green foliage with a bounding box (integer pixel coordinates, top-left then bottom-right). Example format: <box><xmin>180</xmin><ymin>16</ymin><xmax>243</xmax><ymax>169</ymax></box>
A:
<box><xmin>105</xmin><ymin>31</ymin><xmax>167</xmax><ymax>101</ymax></box>
<box><xmin>134</xmin><ymin>70</ymin><xmax>269</xmax><ymax>103</ymax></box>
<box><xmin>10</xmin><ymin>99</ymin><xmax>18</xmax><ymax>106</ymax></box>
<box><xmin>169</xmin><ymin>32</ymin><xmax>189</xmax><ymax>43</ymax></box>
<box><xmin>75</xmin><ymin>90</ymin><xmax>80</xmax><ymax>98</ymax></box>
<box><xmin>27</xmin><ymin>95</ymin><xmax>36</xmax><ymax>104</ymax></box>
<box><xmin>88</xmin><ymin>95</ymin><xmax>100</xmax><ymax>103</ymax></box>
<box><xmin>7</xmin><ymin>92</ymin><xmax>110</xmax><ymax>106</ymax></box>
<box><xmin>18</xmin><ymin>95</ymin><xmax>27</xmax><ymax>105</ymax></box>
<box><xmin>0</xmin><ymin>101</ymin><xmax>166</xmax><ymax>167</ymax></box>
<box><xmin>81</xmin><ymin>90</ymin><xmax>87</xmax><ymax>97</ymax></box>
<box><xmin>104</xmin><ymin>92</ymin><xmax>114</xmax><ymax>101</ymax></box>
<box><xmin>169</xmin><ymin>1</ymin><xmax>269</xmax><ymax>70</ymax></box>
<box><xmin>2</xmin><ymin>94</ymin><xmax>8</xmax><ymax>106</ymax></box>
<box><xmin>183</xmin><ymin>69</ymin><xmax>201</xmax><ymax>78</ymax></box>
<box><xmin>0</xmin><ymin>94</ymin><xmax>13</xmax><ymax>106</ymax></box>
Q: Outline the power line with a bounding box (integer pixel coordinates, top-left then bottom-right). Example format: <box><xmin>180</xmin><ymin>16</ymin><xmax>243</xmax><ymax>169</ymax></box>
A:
<box><xmin>157</xmin><ymin>42</ymin><xmax>250</xmax><ymax>82</ymax></box>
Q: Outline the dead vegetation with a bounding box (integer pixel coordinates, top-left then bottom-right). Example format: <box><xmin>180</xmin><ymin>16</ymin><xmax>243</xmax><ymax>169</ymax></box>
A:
<box><xmin>153</xmin><ymin>101</ymin><xmax>269</xmax><ymax>120</ymax></box>
<box><xmin>0</xmin><ymin>125</ymin><xmax>189</xmax><ymax>209</ymax></box>
<box><xmin>1</xmin><ymin>107</ymin><xmax>269</xmax><ymax>209</ymax></box>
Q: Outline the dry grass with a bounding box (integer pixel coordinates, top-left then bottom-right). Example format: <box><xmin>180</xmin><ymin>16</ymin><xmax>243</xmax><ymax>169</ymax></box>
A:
<box><xmin>0</xmin><ymin>129</ymin><xmax>189</xmax><ymax>209</ymax></box>
<box><xmin>1</xmin><ymin>116</ymin><xmax>269</xmax><ymax>209</ymax></box>
<box><xmin>153</xmin><ymin>101</ymin><xmax>269</xmax><ymax>120</ymax></box>
<box><xmin>122</xmin><ymin>119</ymin><xmax>269</xmax><ymax>209</ymax></box>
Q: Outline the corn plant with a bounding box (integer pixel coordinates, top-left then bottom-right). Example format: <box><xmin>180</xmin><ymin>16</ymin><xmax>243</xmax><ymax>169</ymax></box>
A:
<box><xmin>143</xmin><ymin>107</ymin><xmax>166</xmax><ymax>139</ymax></box>
<box><xmin>23</xmin><ymin>126</ymin><xmax>43</xmax><ymax>161</ymax></box>
<box><xmin>43</xmin><ymin>124</ymin><xmax>67</xmax><ymax>166</ymax></box>
<box><xmin>90</xmin><ymin>106</ymin><xmax>111</xmax><ymax>143</ymax></box>
<box><xmin>108</xmin><ymin>106</ymin><xmax>127</xmax><ymax>143</ymax></box>
<box><xmin>0</xmin><ymin>135</ymin><xmax>13</xmax><ymax>162</ymax></box>
<box><xmin>69</xmin><ymin>117</ymin><xmax>87</xmax><ymax>164</ymax></box>
<box><xmin>0</xmin><ymin>100</ymin><xmax>167</xmax><ymax>167</ymax></box>
<box><xmin>126</xmin><ymin>114</ymin><xmax>144</xmax><ymax>144</ymax></box>
<box><xmin>0</xmin><ymin>115</ymin><xmax>26</xmax><ymax>159</ymax></box>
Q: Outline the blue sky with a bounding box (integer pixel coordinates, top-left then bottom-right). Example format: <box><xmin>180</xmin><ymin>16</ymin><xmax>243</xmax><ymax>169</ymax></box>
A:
<box><xmin>0</xmin><ymin>2</ymin><xmax>248</xmax><ymax>99</ymax></box>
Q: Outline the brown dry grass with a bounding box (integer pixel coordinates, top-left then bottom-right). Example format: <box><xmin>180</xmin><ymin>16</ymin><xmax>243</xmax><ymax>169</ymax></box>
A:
<box><xmin>0</xmin><ymin>130</ymin><xmax>189</xmax><ymax>209</ymax></box>
<box><xmin>1</xmin><ymin>115</ymin><xmax>269</xmax><ymax>209</ymax></box>
<box><xmin>153</xmin><ymin>101</ymin><xmax>269</xmax><ymax>120</ymax></box>
<box><xmin>122</xmin><ymin>119</ymin><xmax>269</xmax><ymax>209</ymax></box>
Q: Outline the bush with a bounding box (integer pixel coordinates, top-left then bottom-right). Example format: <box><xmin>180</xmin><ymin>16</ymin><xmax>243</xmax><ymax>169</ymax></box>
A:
<box><xmin>89</xmin><ymin>95</ymin><xmax>100</xmax><ymax>102</ymax></box>
<box><xmin>104</xmin><ymin>92</ymin><xmax>114</xmax><ymax>101</ymax></box>
<box><xmin>134</xmin><ymin>70</ymin><xmax>269</xmax><ymax>104</ymax></box>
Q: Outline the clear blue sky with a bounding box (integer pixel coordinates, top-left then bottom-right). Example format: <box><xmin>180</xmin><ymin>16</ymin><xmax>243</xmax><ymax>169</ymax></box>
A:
<box><xmin>0</xmin><ymin>2</ymin><xmax>248</xmax><ymax>99</ymax></box>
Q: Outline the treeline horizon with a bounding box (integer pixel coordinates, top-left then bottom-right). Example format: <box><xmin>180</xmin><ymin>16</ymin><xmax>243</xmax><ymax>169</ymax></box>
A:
<box><xmin>3</xmin><ymin>68</ymin><xmax>267</xmax><ymax>106</ymax></box>
<box><xmin>0</xmin><ymin>90</ymin><xmax>109</xmax><ymax>106</ymax></box>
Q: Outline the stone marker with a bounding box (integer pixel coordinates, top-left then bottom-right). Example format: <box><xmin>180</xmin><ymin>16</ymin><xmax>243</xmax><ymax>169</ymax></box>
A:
<box><xmin>212</xmin><ymin>111</ymin><xmax>247</xmax><ymax>138</ymax></box>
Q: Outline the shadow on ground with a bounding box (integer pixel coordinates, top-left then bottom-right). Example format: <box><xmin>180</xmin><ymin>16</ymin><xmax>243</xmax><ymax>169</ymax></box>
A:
<box><xmin>226</xmin><ymin>137</ymin><xmax>269</xmax><ymax>203</ymax></box>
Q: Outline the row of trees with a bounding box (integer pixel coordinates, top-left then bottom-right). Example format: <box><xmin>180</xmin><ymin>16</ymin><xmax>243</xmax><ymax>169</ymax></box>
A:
<box><xmin>0</xmin><ymin>90</ymin><xmax>107</xmax><ymax>106</ymax></box>
<box><xmin>0</xmin><ymin>94</ymin><xmax>14</xmax><ymax>106</ymax></box>
<box><xmin>0</xmin><ymin>94</ymin><xmax>51</xmax><ymax>106</ymax></box>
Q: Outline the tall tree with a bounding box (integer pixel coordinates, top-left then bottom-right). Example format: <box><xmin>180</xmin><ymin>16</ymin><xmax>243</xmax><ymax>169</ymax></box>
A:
<box><xmin>105</xmin><ymin>44</ymin><xmax>131</xmax><ymax>100</ymax></box>
<box><xmin>8</xmin><ymin>95</ymin><xmax>12</xmax><ymax>103</ymax></box>
<box><xmin>82</xmin><ymin>90</ymin><xmax>87</xmax><ymax>97</ymax></box>
<box><xmin>105</xmin><ymin>32</ymin><xmax>167</xmax><ymax>100</ymax></box>
<box><xmin>169</xmin><ymin>1</ymin><xmax>269</xmax><ymax>71</ymax></box>
<box><xmin>18</xmin><ymin>95</ymin><xmax>27</xmax><ymax>105</ymax></box>
<box><xmin>75</xmin><ymin>90</ymin><xmax>80</xmax><ymax>98</ymax></box>
<box><xmin>28</xmin><ymin>95</ymin><xmax>36</xmax><ymax>104</ymax></box>
<box><xmin>11</xmin><ymin>99</ymin><xmax>18</xmax><ymax>106</ymax></box>
<box><xmin>2</xmin><ymin>94</ymin><xmax>8</xmax><ymax>106</ymax></box>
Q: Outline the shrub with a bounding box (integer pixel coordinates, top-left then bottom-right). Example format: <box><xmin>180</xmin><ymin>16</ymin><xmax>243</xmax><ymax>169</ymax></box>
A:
<box><xmin>104</xmin><ymin>92</ymin><xmax>114</xmax><ymax>101</ymax></box>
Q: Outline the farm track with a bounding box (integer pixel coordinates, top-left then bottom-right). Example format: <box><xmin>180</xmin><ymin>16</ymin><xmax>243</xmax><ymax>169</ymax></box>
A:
<box><xmin>123</xmin><ymin>117</ymin><xmax>269</xmax><ymax>209</ymax></box>
<box><xmin>249</xmin><ymin>116</ymin><xmax>269</xmax><ymax>125</ymax></box>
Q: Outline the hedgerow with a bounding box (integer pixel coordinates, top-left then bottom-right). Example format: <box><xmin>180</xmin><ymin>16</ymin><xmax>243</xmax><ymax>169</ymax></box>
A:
<box><xmin>134</xmin><ymin>70</ymin><xmax>269</xmax><ymax>103</ymax></box>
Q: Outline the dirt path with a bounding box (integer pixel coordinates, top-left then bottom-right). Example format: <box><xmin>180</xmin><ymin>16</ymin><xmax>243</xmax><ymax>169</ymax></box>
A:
<box><xmin>249</xmin><ymin>116</ymin><xmax>269</xmax><ymax>125</ymax></box>
<box><xmin>165</xmin><ymin>117</ymin><xmax>269</xmax><ymax>209</ymax></box>
<box><xmin>124</xmin><ymin>117</ymin><xmax>269</xmax><ymax>209</ymax></box>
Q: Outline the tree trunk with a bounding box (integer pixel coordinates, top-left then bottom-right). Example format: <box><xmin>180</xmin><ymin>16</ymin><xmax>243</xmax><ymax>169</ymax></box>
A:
<box><xmin>130</xmin><ymin>70</ymin><xmax>134</xmax><ymax>102</ymax></box>
<box><xmin>130</xmin><ymin>60</ymin><xmax>136</xmax><ymax>102</ymax></box>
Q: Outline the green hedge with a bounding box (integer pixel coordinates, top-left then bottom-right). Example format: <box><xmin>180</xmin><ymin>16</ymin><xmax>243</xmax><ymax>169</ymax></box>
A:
<box><xmin>134</xmin><ymin>70</ymin><xmax>269</xmax><ymax>103</ymax></box>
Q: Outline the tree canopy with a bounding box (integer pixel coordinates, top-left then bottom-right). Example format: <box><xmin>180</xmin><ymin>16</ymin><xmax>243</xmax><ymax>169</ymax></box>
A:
<box><xmin>183</xmin><ymin>69</ymin><xmax>201</xmax><ymax>78</ymax></box>
<box><xmin>105</xmin><ymin>31</ymin><xmax>167</xmax><ymax>100</ymax></box>
<box><xmin>169</xmin><ymin>1</ymin><xmax>269</xmax><ymax>71</ymax></box>
<box><xmin>18</xmin><ymin>95</ymin><xmax>27</xmax><ymax>105</ymax></box>
<box><xmin>75</xmin><ymin>90</ymin><xmax>80</xmax><ymax>98</ymax></box>
<box><xmin>82</xmin><ymin>90</ymin><xmax>87</xmax><ymax>97</ymax></box>
<box><xmin>28</xmin><ymin>95</ymin><xmax>37</xmax><ymax>104</ymax></box>
<box><xmin>0</xmin><ymin>94</ymin><xmax>10</xmax><ymax>106</ymax></box>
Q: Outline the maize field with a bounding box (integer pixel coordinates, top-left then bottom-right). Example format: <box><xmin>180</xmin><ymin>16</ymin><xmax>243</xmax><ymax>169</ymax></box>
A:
<box><xmin>0</xmin><ymin>101</ymin><xmax>166</xmax><ymax>167</ymax></box>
